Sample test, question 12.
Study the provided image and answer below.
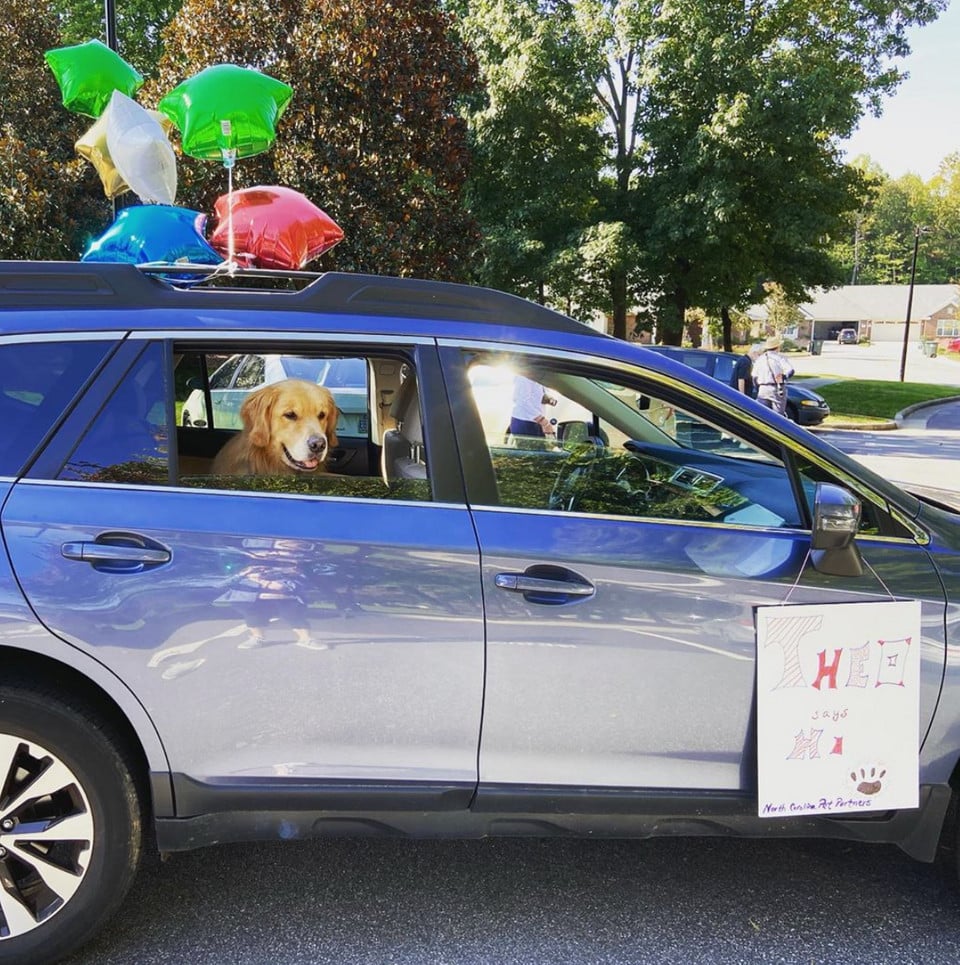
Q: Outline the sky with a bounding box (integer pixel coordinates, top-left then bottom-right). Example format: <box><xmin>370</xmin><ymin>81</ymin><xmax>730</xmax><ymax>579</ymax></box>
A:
<box><xmin>841</xmin><ymin>1</ymin><xmax>960</xmax><ymax>180</ymax></box>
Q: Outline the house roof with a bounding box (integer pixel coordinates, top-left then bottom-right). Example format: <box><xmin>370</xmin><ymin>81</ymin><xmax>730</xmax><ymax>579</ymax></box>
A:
<box><xmin>798</xmin><ymin>284</ymin><xmax>959</xmax><ymax>323</ymax></box>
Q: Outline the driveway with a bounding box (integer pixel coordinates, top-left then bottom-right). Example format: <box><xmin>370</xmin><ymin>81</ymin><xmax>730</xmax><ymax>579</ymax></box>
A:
<box><xmin>787</xmin><ymin>339</ymin><xmax>960</xmax><ymax>386</ymax></box>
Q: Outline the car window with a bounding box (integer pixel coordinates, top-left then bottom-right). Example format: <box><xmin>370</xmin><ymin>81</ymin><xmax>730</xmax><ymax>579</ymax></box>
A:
<box><xmin>59</xmin><ymin>343</ymin><xmax>170</xmax><ymax>484</ymax></box>
<box><xmin>793</xmin><ymin>452</ymin><xmax>912</xmax><ymax>539</ymax></box>
<box><xmin>180</xmin><ymin>353</ymin><xmax>371</xmax><ymax>438</ymax></box>
<box><xmin>279</xmin><ymin>357</ymin><xmax>328</xmax><ymax>382</ymax></box>
<box><xmin>321</xmin><ymin>357</ymin><xmax>368</xmax><ymax>389</ymax></box>
<box><xmin>49</xmin><ymin>344</ymin><xmax>429</xmax><ymax>500</ymax></box>
<box><xmin>674</xmin><ymin>351</ymin><xmax>712</xmax><ymax>374</ymax></box>
<box><xmin>209</xmin><ymin>354</ymin><xmax>243</xmax><ymax>389</ymax></box>
<box><xmin>179</xmin><ymin>346</ymin><xmax>429</xmax><ymax>500</ymax></box>
<box><xmin>713</xmin><ymin>355</ymin><xmax>737</xmax><ymax>383</ymax></box>
<box><xmin>234</xmin><ymin>355</ymin><xmax>266</xmax><ymax>389</ymax></box>
<box><xmin>467</xmin><ymin>353</ymin><xmax>803</xmax><ymax>529</ymax></box>
<box><xmin>0</xmin><ymin>339</ymin><xmax>115</xmax><ymax>477</ymax></box>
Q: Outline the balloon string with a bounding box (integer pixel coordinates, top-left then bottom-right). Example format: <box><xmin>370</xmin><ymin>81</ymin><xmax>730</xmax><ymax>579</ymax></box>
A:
<box><xmin>227</xmin><ymin>161</ymin><xmax>235</xmax><ymax>271</ymax></box>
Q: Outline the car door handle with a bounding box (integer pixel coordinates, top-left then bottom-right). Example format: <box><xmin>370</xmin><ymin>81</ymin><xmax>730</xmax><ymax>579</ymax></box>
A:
<box><xmin>495</xmin><ymin>572</ymin><xmax>595</xmax><ymax>597</ymax></box>
<box><xmin>61</xmin><ymin>532</ymin><xmax>171</xmax><ymax>570</ymax></box>
<box><xmin>62</xmin><ymin>542</ymin><xmax>171</xmax><ymax>564</ymax></box>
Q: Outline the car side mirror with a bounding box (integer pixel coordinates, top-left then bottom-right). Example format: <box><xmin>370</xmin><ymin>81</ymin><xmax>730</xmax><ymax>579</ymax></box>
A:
<box><xmin>811</xmin><ymin>482</ymin><xmax>863</xmax><ymax>577</ymax></box>
<box><xmin>556</xmin><ymin>421</ymin><xmax>590</xmax><ymax>444</ymax></box>
<box><xmin>186</xmin><ymin>376</ymin><xmax>205</xmax><ymax>391</ymax></box>
<box><xmin>556</xmin><ymin>421</ymin><xmax>606</xmax><ymax>448</ymax></box>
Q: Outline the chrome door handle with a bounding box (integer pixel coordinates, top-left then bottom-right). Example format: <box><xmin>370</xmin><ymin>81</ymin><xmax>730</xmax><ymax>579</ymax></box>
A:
<box><xmin>62</xmin><ymin>542</ymin><xmax>171</xmax><ymax>564</ymax></box>
<box><xmin>61</xmin><ymin>532</ymin><xmax>171</xmax><ymax>571</ymax></box>
<box><xmin>495</xmin><ymin>573</ymin><xmax>594</xmax><ymax>596</ymax></box>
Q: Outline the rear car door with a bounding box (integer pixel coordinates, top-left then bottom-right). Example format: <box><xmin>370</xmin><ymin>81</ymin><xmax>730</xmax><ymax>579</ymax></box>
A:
<box><xmin>441</xmin><ymin>342</ymin><xmax>946</xmax><ymax>800</ymax></box>
<box><xmin>2</xmin><ymin>334</ymin><xmax>484</xmax><ymax>812</ymax></box>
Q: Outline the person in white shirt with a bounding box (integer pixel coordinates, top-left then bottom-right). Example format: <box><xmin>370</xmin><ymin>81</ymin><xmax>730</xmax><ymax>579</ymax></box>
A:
<box><xmin>510</xmin><ymin>374</ymin><xmax>558</xmax><ymax>438</ymax></box>
<box><xmin>752</xmin><ymin>336</ymin><xmax>788</xmax><ymax>413</ymax></box>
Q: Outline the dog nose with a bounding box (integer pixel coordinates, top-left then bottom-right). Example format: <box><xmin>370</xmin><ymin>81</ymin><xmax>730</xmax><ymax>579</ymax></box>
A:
<box><xmin>307</xmin><ymin>434</ymin><xmax>327</xmax><ymax>455</ymax></box>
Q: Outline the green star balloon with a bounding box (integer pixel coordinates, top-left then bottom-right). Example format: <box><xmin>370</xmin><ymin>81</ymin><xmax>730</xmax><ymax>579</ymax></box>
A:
<box><xmin>158</xmin><ymin>64</ymin><xmax>294</xmax><ymax>162</ymax></box>
<box><xmin>44</xmin><ymin>39</ymin><xmax>143</xmax><ymax>118</ymax></box>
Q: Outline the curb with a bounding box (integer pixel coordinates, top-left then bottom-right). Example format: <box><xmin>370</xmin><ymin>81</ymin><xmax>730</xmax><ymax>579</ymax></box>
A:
<box><xmin>895</xmin><ymin>394</ymin><xmax>960</xmax><ymax>427</ymax></box>
<box><xmin>810</xmin><ymin>419</ymin><xmax>899</xmax><ymax>432</ymax></box>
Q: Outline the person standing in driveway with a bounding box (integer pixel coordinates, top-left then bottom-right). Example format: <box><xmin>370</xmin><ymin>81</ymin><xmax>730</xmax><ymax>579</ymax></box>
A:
<box><xmin>766</xmin><ymin>335</ymin><xmax>794</xmax><ymax>416</ymax></box>
<box><xmin>752</xmin><ymin>337</ymin><xmax>787</xmax><ymax>413</ymax></box>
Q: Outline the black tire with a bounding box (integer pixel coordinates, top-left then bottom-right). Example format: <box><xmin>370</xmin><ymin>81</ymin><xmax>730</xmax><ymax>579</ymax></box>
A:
<box><xmin>0</xmin><ymin>687</ymin><xmax>142</xmax><ymax>965</ymax></box>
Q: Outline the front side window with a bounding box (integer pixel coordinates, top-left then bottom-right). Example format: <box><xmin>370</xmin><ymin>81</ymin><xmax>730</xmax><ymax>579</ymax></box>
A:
<box><xmin>467</xmin><ymin>354</ymin><xmax>803</xmax><ymax>529</ymax></box>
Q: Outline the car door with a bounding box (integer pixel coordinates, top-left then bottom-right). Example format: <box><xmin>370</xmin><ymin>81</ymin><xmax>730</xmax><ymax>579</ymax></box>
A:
<box><xmin>440</xmin><ymin>342</ymin><xmax>946</xmax><ymax>799</ymax></box>
<box><xmin>2</xmin><ymin>336</ymin><xmax>484</xmax><ymax>811</ymax></box>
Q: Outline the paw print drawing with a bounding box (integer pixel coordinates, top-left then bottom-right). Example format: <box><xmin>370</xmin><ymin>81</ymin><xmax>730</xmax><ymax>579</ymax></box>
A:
<box><xmin>851</xmin><ymin>766</ymin><xmax>886</xmax><ymax>795</ymax></box>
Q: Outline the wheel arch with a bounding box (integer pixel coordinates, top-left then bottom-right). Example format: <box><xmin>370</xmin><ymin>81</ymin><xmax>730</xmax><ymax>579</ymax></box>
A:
<box><xmin>0</xmin><ymin>644</ymin><xmax>174</xmax><ymax>818</ymax></box>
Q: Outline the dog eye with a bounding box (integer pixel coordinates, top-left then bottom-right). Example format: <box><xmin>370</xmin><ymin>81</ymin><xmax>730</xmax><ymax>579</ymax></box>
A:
<box><xmin>317</xmin><ymin>410</ymin><xmax>326</xmax><ymax>420</ymax></box>
<box><xmin>283</xmin><ymin>411</ymin><xmax>297</xmax><ymax>421</ymax></box>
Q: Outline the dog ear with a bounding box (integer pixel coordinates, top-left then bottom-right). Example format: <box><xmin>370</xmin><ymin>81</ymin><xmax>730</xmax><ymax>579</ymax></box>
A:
<box><xmin>241</xmin><ymin>386</ymin><xmax>276</xmax><ymax>448</ymax></box>
<box><xmin>327</xmin><ymin>407</ymin><xmax>340</xmax><ymax>451</ymax></box>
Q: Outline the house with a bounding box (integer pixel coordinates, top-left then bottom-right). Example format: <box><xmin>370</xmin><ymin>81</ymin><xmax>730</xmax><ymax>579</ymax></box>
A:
<box><xmin>750</xmin><ymin>285</ymin><xmax>959</xmax><ymax>348</ymax></box>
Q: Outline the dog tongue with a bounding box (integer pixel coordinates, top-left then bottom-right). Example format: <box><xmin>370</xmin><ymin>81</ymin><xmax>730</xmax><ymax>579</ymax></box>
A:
<box><xmin>303</xmin><ymin>457</ymin><xmax>319</xmax><ymax>469</ymax></box>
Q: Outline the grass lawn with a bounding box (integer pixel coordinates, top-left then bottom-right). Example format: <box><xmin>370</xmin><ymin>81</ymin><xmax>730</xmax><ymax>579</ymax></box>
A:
<box><xmin>814</xmin><ymin>379</ymin><xmax>960</xmax><ymax>420</ymax></box>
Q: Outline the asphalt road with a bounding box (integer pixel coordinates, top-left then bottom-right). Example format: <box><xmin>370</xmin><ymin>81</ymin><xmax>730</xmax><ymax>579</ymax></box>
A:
<box><xmin>64</xmin><ymin>831</ymin><xmax>960</xmax><ymax>965</ymax></box>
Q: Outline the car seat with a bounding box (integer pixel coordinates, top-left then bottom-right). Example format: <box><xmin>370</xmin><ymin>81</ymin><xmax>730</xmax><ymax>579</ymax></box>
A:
<box><xmin>380</xmin><ymin>370</ymin><xmax>427</xmax><ymax>482</ymax></box>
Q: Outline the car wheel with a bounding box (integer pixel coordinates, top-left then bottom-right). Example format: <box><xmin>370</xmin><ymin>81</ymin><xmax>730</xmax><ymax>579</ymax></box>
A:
<box><xmin>0</xmin><ymin>686</ymin><xmax>142</xmax><ymax>965</ymax></box>
<box><xmin>786</xmin><ymin>403</ymin><xmax>799</xmax><ymax>423</ymax></box>
<box><xmin>181</xmin><ymin>410</ymin><xmax>192</xmax><ymax>427</ymax></box>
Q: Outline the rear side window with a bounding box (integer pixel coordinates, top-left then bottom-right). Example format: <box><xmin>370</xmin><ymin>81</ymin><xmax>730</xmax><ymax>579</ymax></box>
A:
<box><xmin>0</xmin><ymin>339</ymin><xmax>113</xmax><ymax>476</ymax></box>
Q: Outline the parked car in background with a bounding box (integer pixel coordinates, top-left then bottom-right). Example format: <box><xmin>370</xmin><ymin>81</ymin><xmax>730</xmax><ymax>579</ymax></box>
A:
<box><xmin>2</xmin><ymin>260</ymin><xmax>959</xmax><ymax>964</ymax></box>
<box><xmin>838</xmin><ymin>328</ymin><xmax>858</xmax><ymax>345</ymax></box>
<box><xmin>644</xmin><ymin>345</ymin><xmax>831</xmax><ymax>426</ymax></box>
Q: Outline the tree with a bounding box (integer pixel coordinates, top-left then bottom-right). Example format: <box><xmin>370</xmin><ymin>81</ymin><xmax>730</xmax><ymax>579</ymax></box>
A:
<box><xmin>52</xmin><ymin>0</ymin><xmax>182</xmax><ymax>77</ymax></box>
<box><xmin>453</xmin><ymin>0</ymin><xmax>605</xmax><ymax>307</ymax></box>
<box><xmin>148</xmin><ymin>0</ymin><xmax>480</xmax><ymax>279</ymax></box>
<box><xmin>838</xmin><ymin>155</ymin><xmax>960</xmax><ymax>285</ymax></box>
<box><xmin>458</xmin><ymin>0</ymin><xmax>947</xmax><ymax>343</ymax></box>
<box><xmin>0</xmin><ymin>0</ymin><xmax>107</xmax><ymax>260</ymax></box>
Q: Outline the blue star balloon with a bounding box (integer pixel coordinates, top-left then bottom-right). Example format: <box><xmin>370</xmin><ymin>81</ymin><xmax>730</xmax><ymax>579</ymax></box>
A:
<box><xmin>82</xmin><ymin>205</ymin><xmax>223</xmax><ymax>267</ymax></box>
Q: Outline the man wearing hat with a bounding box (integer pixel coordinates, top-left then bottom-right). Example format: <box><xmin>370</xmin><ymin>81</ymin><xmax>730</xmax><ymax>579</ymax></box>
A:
<box><xmin>752</xmin><ymin>335</ymin><xmax>792</xmax><ymax>415</ymax></box>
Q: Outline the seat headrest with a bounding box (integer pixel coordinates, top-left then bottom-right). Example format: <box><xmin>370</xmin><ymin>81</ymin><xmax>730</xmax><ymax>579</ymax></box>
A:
<box><xmin>389</xmin><ymin>371</ymin><xmax>418</xmax><ymax>420</ymax></box>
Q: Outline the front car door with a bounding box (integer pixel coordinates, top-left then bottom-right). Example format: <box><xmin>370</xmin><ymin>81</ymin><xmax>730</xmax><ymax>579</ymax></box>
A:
<box><xmin>440</xmin><ymin>341</ymin><xmax>946</xmax><ymax>802</ymax></box>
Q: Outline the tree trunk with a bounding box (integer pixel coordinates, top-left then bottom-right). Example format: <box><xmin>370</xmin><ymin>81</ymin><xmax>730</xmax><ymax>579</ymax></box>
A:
<box><xmin>721</xmin><ymin>306</ymin><xmax>733</xmax><ymax>352</ymax></box>
<box><xmin>658</xmin><ymin>287</ymin><xmax>686</xmax><ymax>345</ymax></box>
<box><xmin>611</xmin><ymin>268</ymin><xmax>627</xmax><ymax>340</ymax></box>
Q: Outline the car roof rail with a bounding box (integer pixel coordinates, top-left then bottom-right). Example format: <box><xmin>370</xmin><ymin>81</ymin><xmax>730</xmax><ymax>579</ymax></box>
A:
<box><xmin>0</xmin><ymin>260</ymin><xmax>600</xmax><ymax>335</ymax></box>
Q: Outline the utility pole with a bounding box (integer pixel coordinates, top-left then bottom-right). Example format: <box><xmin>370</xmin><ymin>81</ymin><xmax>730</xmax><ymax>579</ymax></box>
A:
<box><xmin>899</xmin><ymin>226</ymin><xmax>924</xmax><ymax>383</ymax></box>
<box><xmin>104</xmin><ymin>0</ymin><xmax>118</xmax><ymax>221</ymax></box>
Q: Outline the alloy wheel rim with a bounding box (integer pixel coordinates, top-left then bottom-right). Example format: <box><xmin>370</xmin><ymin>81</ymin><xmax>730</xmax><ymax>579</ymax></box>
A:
<box><xmin>0</xmin><ymin>734</ymin><xmax>94</xmax><ymax>940</ymax></box>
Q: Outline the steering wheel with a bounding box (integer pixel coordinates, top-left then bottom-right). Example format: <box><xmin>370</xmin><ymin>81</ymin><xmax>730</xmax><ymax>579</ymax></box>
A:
<box><xmin>548</xmin><ymin>442</ymin><xmax>653</xmax><ymax>515</ymax></box>
<box><xmin>547</xmin><ymin>441</ymin><xmax>604</xmax><ymax>512</ymax></box>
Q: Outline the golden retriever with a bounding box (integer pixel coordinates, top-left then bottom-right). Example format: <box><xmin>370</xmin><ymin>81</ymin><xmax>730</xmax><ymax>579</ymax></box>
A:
<box><xmin>212</xmin><ymin>379</ymin><xmax>339</xmax><ymax>476</ymax></box>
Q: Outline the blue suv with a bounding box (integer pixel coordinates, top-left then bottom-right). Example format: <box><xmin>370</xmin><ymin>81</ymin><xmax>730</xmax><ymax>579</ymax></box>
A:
<box><xmin>2</xmin><ymin>261</ymin><xmax>959</xmax><ymax>964</ymax></box>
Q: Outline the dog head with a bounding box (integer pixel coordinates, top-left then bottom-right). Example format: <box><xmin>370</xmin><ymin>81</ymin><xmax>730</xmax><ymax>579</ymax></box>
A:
<box><xmin>241</xmin><ymin>379</ymin><xmax>339</xmax><ymax>472</ymax></box>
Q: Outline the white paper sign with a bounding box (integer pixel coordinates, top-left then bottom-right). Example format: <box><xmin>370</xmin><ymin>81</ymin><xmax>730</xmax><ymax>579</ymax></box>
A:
<box><xmin>756</xmin><ymin>600</ymin><xmax>921</xmax><ymax>818</ymax></box>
